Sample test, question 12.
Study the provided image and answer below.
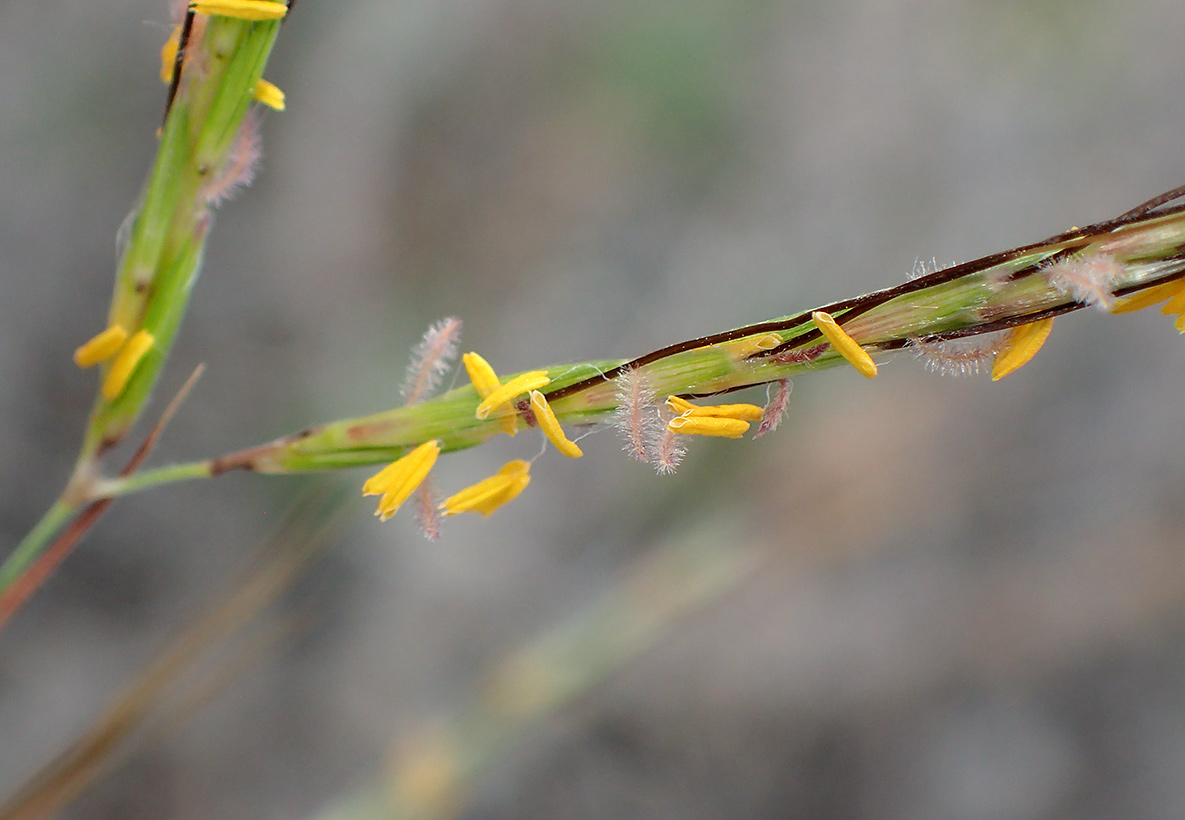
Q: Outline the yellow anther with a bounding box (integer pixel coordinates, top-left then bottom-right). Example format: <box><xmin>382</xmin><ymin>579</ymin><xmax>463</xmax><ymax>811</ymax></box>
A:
<box><xmin>665</xmin><ymin>396</ymin><xmax>763</xmax><ymax>421</ymax></box>
<box><xmin>463</xmin><ymin>352</ymin><xmax>500</xmax><ymax>396</ymax></box>
<box><xmin>190</xmin><ymin>0</ymin><xmax>289</xmax><ymax>20</ymax></box>
<box><xmin>440</xmin><ymin>460</ymin><xmax>531</xmax><ymax>517</ymax></box>
<box><xmin>666</xmin><ymin>415</ymin><xmax>750</xmax><ymax>439</ymax></box>
<box><xmin>529</xmin><ymin>391</ymin><xmax>582</xmax><ymax>458</ymax></box>
<box><xmin>160</xmin><ymin>25</ymin><xmax>182</xmax><ymax>84</ymax></box>
<box><xmin>1111</xmin><ymin>279</ymin><xmax>1185</xmax><ymax>314</ymax></box>
<box><xmin>74</xmin><ymin>324</ymin><xmax>129</xmax><ymax>368</ymax></box>
<box><xmin>1161</xmin><ymin>284</ymin><xmax>1185</xmax><ymax>316</ymax></box>
<box><xmin>991</xmin><ymin>317</ymin><xmax>1054</xmax><ymax>381</ymax></box>
<box><xmin>462</xmin><ymin>352</ymin><xmax>517</xmax><ymax>435</ymax></box>
<box><xmin>362</xmin><ymin>440</ymin><xmax>441</xmax><ymax>522</ymax></box>
<box><xmin>253</xmin><ymin>79</ymin><xmax>285</xmax><ymax>111</ymax></box>
<box><xmin>475</xmin><ymin>371</ymin><xmax>550</xmax><ymax>420</ymax></box>
<box><xmin>812</xmin><ymin>311</ymin><xmax>877</xmax><ymax>378</ymax></box>
<box><xmin>101</xmin><ymin>329</ymin><xmax>154</xmax><ymax>400</ymax></box>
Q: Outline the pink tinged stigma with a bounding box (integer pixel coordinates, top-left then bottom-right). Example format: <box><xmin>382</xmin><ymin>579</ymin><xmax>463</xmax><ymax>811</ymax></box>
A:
<box><xmin>771</xmin><ymin>343</ymin><xmax>827</xmax><ymax>365</ymax></box>
<box><xmin>414</xmin><ymin>480</ymin><xmax>443</xmax><ymax>541</ymax></box>
<box><xmin>755</xmin><ymin>379</ymin><xmax>792</xmax><ymax>438</ymax></box>
<box><xmin>201</xmin><ymin>111</ymin><xmax>263</xmax><ymax>207</ymax></box>
<box><xmin>614</xmin><ymin>367</ymin><xmax>659</xmax><ymax>462</ymax></box>
<box><xmin>910</xmin><ymin>333</ymin><xmax>1006</xmax><ymax>377</ymax></box>
<box><xmin>401</xmin><ymin>317</ymin><xmax>463</xmax><ymax>404</ymax></box>
<box><xmin>1042</xmin><ymin>252</ymin><xmax>1123</xmax><ymax>311</ymax></box>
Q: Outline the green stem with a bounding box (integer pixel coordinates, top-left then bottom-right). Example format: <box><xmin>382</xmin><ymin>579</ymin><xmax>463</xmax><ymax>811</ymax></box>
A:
<box><xmin>0</xmin><ymin>500</ymin><xmax>77</xmax><ymax>594</ymax></box>
<box><xmin>93</xmin><ymin>460</ymin><xmax>214</xmax><ymax>499</ymax></box>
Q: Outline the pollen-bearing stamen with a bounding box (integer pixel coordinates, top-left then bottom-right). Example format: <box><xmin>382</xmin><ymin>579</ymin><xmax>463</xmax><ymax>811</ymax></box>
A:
<box><xmin>665</xmin><ymin>396</ymin><xmax>763</xmax><ymax>421</ymax></box>
<box><xmin>74</xmin><ymin>325</ymin><xmax>129</xmax><ymax>369</ymax></box>
<box><xmin>190</xmin><ymin>0</ymin><xmax>289</xmax><ymax>20</ymax></box>
<box><xmin>666</xmin><ymin>415</ymin><xmax>750</xmax><ymax>439</ymax></box>
<box><xmin>475</xmin><ymin>372</ymin><xmax>550</xmax><ymax>421</ymax></box>
<box><xmin>991</xmin><ymin>317</ymin><xmax>1055</xmax><ymax>381</ymax></box>
<box><xmin>252</xmin><ymin>78</ymin><xmax>285</xmax><ymax>111</ymax></box>
<box><xmin>362</xmin><ymin>440</ymin><xmax>441</xmax><ymax>522</ymax></box>
<box><xmin>1111</xmin><ymin>278</ymin><xmax>1185</xmax><ymax>314</ymax></box>
<box><xmin>812</xmin><ymin>311</ymin><xmax>877</xmax><ymax>378</ymax></box>
<box><xmin>440</xmin><ymin>460</ymin><xmax>531</xmax><ymax>517</ymax></box>
<box><xmin>101</xmin><ymin>330</ymin><xmax>155</xmax><ymax>400</ymax></box>
<box><xmin>462</xmin><ymin>352</ymin><xmax>521</xmax><ymax>435</ymax></box>
<box><xmin>529</xmin><ymin>391</ymin><xmax>582</xmax><ymax>458</ymax></box>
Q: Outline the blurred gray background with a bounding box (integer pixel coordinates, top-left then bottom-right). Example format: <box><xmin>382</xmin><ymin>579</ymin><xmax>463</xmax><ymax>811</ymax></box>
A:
<box><xmin>4</xmin><ymin>0</ymin><xmax>1185</xmax><ymax>817</ymax></box>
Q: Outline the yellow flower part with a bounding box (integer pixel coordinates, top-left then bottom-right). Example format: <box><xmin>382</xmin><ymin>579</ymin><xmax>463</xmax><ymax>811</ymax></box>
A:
<box><xmin>722</xmin><ymin>333</ymin><xmax>782</xmax><ymax>359</ymax></box>
<box><xmin>440</xmin><ymin>460</ymin><xmax>531</xmax><ymax>517</ymax></box>
<box><xmin>362</xmin><ymin>440</ymin><xmax>441</xmax><ymax>522</ymax></box>
<box><xmin>812</xmin><ymin>311</ymin><xmax>877</xmax><ymax>378</ymax></box>
<box><xmin>665</xmin><ymin>396</ymin><xmax>763</xmax><ymax>421</ymax></box>
<box><xmin>991</xmin><ymin>317</ymin><xmax>1054</xmax><ymax>381</ymax></box>
<box><xmin>666</xmin><ymin>415</ymin><xmax>750</xmax><ymax>439</ymax></box>
<box><xmin>1161</xmin><ymin>284</ymin><xmax>1185</xmax><ymax>316</ymax></box>
<box><xmin>190</xmin><ymin>0</ymin><xmax>289</xmax><ymax>20</ymax></box>
<box><xmin>1111</xmin><ymin>279</ymin><xmax>1185</xmax><ymax>314</ymax></box>
<box><xmin>475</xmin><ymin>371</ymin><xmax>550</xmax><ymax>420</ymax></box>
<box><xmin>101</xmin><ymin>329</ymin><xmax>155</xmax><ymax>400</ymax></box>
<box><xmin>529</xmin><ymin>391</ymin><xmax>582</xmax><ymax>458</ymax></box>
<box><xmin>253</xmin><ymin>79</ymin><xmax>285</xmax><ymax>111</ymax></box>
<box><xmin>462</xmin><ymin>352</ymin><xmax>518</xmax><ymax>435</ymax></box>
<box><xmin>74</xmin><ymin>324</ymin><xmax>129</xmax><ymax>368</ymax></box>
<box><xmin>160</xmin><ymin>25</ymin><xmax>182</xmax><ymax>84</ymax></box>
<box><xmin>462</xmin><ymin>352</ymin><xmax>500</xmax><ymax>395</ymax></box>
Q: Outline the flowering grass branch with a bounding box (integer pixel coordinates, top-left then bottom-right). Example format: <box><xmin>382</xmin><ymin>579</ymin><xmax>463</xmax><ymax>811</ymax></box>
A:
<box><xmin>1</xmin><ymin>0</ymin><xmax>289</xmax><ymax>621</ymax></box>
<box><xmin>8</xmin><ymin>0</ymin><xmax>1185</xmax><ymax>617</ymax></box>
<box><xmin>95</xmin><ymin>188</ymin><xmax>1185</xmax><ymax>512</ymax></box>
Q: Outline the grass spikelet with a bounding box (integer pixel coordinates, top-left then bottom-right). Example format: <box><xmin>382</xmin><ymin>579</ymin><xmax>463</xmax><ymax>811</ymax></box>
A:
<box><xmin>1042</xmin><ymin>252</ymin><xmax>1123</xmax><ymax>311</ymax></box>
<box><xmin>401</xmin><ymin>317</ymin><xmax>463</xmax><ymax>404</ymax></box>
<box><xmin>201</xmin><ymin>110</ymin><xmax>263</xmax><ymax>207</ymax></box>
<box><xmin>910</xmin><ymin>333</ymin><xmax>1005</xmax><ymax>377</ymax></box>
<box><xmin>755</xmin><ymin>379</ymin><xmax>792</xmax><ymax>438</ymax></box>
<box><xmin>613</xmin><ymin>368</ymin><xmax>658</xmax><ymax>462</ymax></box>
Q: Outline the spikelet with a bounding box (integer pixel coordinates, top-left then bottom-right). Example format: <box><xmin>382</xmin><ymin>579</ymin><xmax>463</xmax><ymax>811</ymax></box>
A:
<box><xmin>909</xmin><ymin>333</ymin><xmax>1006</xmax><ymax>377</ymax></box>
<box><xmin>614</xmin><ymin>367</ymin><xmax>659</xmax><ymax>462</ymax></box>
<box><xmin>401</xmin><ymin>317</ymin><xmax>463</xmax><ymax>404</ymax></box>
<box><xmin>1042</xmin><ymin>252</ymin><xmax>1123</xmax><ymax>311</ymax></box>
<box><xmin>755</xmin><ymin>379</ymin><xmax>792</xmax><ymax>438</ymax></box>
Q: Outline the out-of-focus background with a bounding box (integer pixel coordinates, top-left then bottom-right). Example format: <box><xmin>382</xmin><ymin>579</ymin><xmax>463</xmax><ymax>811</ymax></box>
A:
<box><xmin>4</xmin><ymin>0</ymin><xmax>1185</xmax><ymax>817</ymax></box>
